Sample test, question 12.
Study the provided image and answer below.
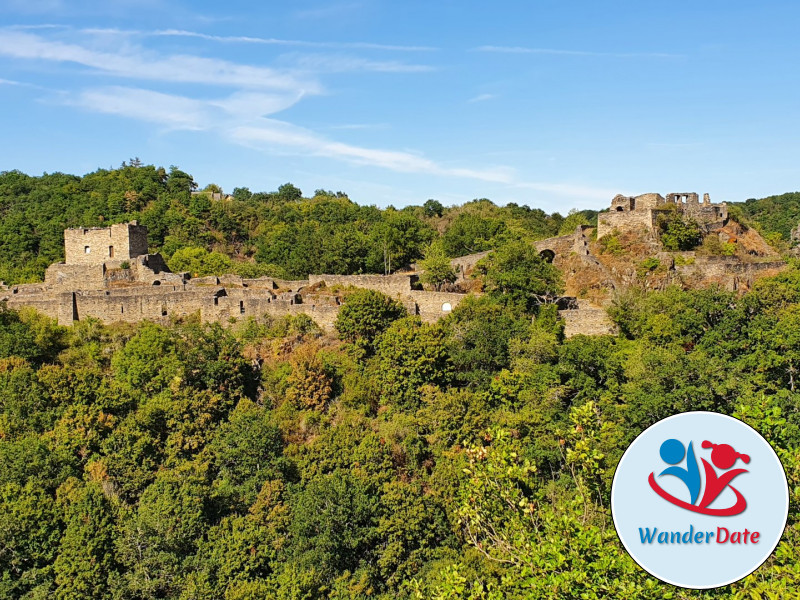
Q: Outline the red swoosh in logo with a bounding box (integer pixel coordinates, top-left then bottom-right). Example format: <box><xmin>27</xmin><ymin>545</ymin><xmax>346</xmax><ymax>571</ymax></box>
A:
<box><xmin>648</xmin><ymin>472</ymin><xmax>747</xmax><ymax>516</ymax></box>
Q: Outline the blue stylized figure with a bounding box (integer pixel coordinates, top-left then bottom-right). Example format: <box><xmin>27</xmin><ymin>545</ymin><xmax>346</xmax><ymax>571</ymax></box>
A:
<box><xmin>658</xmin><ymin>439</ymin><xmax>701</xmax><ymax>505</ymax></box>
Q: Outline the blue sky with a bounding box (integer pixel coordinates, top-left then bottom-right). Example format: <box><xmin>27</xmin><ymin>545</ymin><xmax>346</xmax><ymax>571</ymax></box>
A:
<box><xmin>1</xmin><ymin>1</ymin><xmax>799</xmax><ymax>212</ymax></box>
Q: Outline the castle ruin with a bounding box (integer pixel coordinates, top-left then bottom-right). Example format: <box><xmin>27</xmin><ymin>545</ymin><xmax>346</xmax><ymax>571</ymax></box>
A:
<box><xmin>597</xmin><ymin>192</ymin><xmax>728</xmax><ymax>239</ymax></box>
<box><xmin>1</xmin><ymin>206</ymin><xmax>786</xmax><ymax>339</ymax></box>
<box><xmin>2</xmin><ymin>223</ymin><xmax>466</xmax><ymax>329</ymax></box>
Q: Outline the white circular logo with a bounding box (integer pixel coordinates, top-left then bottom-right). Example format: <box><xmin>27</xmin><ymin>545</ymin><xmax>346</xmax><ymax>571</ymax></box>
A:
<box><xmin>611</xmin><ymin>411</ymin><xmax>788</xmax><ymax>589</ymax></box>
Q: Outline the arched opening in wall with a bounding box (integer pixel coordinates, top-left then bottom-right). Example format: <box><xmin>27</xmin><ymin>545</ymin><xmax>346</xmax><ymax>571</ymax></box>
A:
<box><xmin>615</xmin><ymin>206</ymin><xmax>624</xmax><ymax>211</ymax></box>
<box><xmin>84</xmin><ymin>246</ymin><xmax>91</xmax><ymax>254</ymax></box>
<box><xmin>539</xmin><ymin>249</ymin><xmax>555</xmax><ymax>263</ymax></box>
<box><xmin>239</xmin><ymin>301</ymin><xmax>245</xmax><ymax>314</ymax></box>
<box><xmin>152</xmin><ymin>280</ymin><xmax>161</xmax><ymax>286</ymax></box>
<box><xmin>161</xmin><ymin>306</ymin><xmax>167</xmax><ymax>316</ymax></box>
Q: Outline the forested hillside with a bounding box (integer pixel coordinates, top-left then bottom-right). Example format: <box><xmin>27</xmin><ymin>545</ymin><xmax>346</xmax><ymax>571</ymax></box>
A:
<box><xmin>1</xmin><ymin>259</ymin><xmax>800</xmax><ymax>597</ymax></box>
<box><xmin>0</xmin><ymin>163</ymin><xmax>597</xmax><ymax>285</ymax></box>
<box><xmin>731</xmin><ymin>192</ymin><xmax>800</xmax><ymax>243</ymax></box>
<box><xmin>2</xmin><ymin>163</ymin><xmax>800</xmax><ymax>599</ymax></box>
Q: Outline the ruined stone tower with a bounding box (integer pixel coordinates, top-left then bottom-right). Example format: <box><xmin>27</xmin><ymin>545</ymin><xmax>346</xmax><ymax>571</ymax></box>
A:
<box><xmin>64</xmin><ymin>221</ymin><xmax>149</xmax><ymax>265</ymax></box>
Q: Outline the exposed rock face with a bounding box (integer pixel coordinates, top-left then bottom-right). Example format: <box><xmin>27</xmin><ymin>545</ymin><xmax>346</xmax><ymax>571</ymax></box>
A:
<box><xmin>791</xmin><ymin>223</ymin><xmax>800</xmax><ymax>253</ymax></box>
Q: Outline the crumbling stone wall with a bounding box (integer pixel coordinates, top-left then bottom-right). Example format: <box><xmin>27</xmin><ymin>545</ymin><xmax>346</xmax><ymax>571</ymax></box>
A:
<box><xmin>635</xmin><ymin>193</ymin><xmax>666</xmax><ymax>210</ymax></box>
<box><xmin>46</xmin><ymin>252</ymin><xmax>182</xmax><ymax>290</ymax></box>
<box><xmin>308</xmin><ymin>274</ymin><xmax>413</xmax><ymax>296</ymax></box>
<box><xmin>449</xmin><ymin>251</ymin><xmax>491</xmax><ymax>281</ymax></box>
<box><xmin>559</xmin><ymin>300</ymin><xmax>618</xmax><ymax>338</ymax></box>
<box><xmin>597</xmin><ymin>209</ymin><xmax>656</xmax><ymax>240</ymax></box>
<box><xmin>534</xmin><ymin>233</ymin><xmax>577</xmax><ymax>258</ymax></box>
<box><xmin>45</xmin><ymin>263</ymin><xmax>107</xmax><ymax>290</ymax></box>
<box><xmin>409</xmin><ymin>291</ymin><xmax>466</xmax><ymax>323</ymax></box>
<box><xmin>8</xmin><ymin>218</ymin><xmax>783</xmax><ymax>338</ymax></box>
<box><xmin>534</xmin><ymin>226</ymin><xmax>593</xmax><ymax>262</ymax></box>
<box><xmin>675</xmin><ymin>257</ymin><xmax>786</xmax><ymax>291</ymax></box>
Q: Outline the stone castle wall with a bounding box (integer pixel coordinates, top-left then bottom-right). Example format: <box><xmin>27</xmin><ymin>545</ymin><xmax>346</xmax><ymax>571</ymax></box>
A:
<box><xmin>635</xmin><ymin>193</ymin><xmax>665</xmax><ymax>211</ymax></box>
<box><xmin>450</xmin><ymin>251</ymin><xmax>491</xmax><ymax>280</ymax></box>
<box><xmin>6</xmin><ymin>281</ymin><xmax>466</xmax><ymax>330</ymax></box>
<box><xmin>308</xmin><ymin>273</ymin><xmax>413</xmax><ymax>296</ymax></box>
<box><xmin>559</xmin><ymin>300</ymin><xmax>618</xmax><ymax>338</ymax></box>
<box><xmin>409</xmin><ymin>291</ymin><xmax>467</xmax><ymax>322</ymax></box>
<box><xmin>6</xmin><ymin>217</ymin><xmax>780</xmax><ymax>338</ymax></box>
<box><xmin>597</xmin><ymin>209</ymin><xmax>656</xmax><ymax>239</ymax></box>
<box><xmin>675</xmin><ymin>257</ymin><xmax>786</xmax><ymax>290</ymax></box>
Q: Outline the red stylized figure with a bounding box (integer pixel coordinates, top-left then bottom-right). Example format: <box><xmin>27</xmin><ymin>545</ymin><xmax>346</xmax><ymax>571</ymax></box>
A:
<box><xmin>697</xmin><ymin>441</ymin><xmax>749</xmax><ymax>511</ymax></box>
<box><xmin>648</xmin><ymin>439</ymin><xmax>750</xmax><ymax>516</ymax></box>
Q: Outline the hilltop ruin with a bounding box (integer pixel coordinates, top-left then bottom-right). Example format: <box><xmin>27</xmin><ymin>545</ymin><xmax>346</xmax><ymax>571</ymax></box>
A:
<box><xmin>2</xmin><ymin>222</ymin><xmax>466</xmax><ymax>330</ymax></box>
<box><xmin>597</xmin><ymin>192</ymin><xmax>728</xmax><ymax>239</ymax></box>
<box><xmin>0</xmin><ymin>191</ymin><xmax>787</xmax><ymax>338</ymax></box>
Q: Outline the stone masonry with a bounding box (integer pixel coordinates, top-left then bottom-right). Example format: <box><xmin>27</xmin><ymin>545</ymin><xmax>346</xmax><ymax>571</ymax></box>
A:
<box><xmin>597</xmin><ymin>192</ymin><xmax>728</xmax><ymax>240</ymax></box>
<box><xmin>3</xmin><ymin>223</ymin><xmax>468</xmax><ymax>329</ymax></box>
<box><xmin>64</xmin><ymin>222</ymin><xmax>149</xmax><ymax>265</ymax></box>
<box><xmin>5</xmin><ymin>212</ymin><xmax>781</xmax><ymax>338</ymax></box>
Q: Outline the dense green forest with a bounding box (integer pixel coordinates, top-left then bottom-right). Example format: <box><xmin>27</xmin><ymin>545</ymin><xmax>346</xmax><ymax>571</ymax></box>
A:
<box><xmin>2</xmin><ymin>163</ymin><xmax>800</xmax><ymax>599</ymax></box>
<box><xmin>0</xmin><ymin>163</ymin><xmax>598</xmax><ymax>285</ymax></box>
<box><xmin>731</xmin><ymin>192</ymin><xmax>800</xmax><ymax>243</ymax></box>
<box><xmin>2</xmin><ymin>262</ymin><xmax>800</xmax><ymax>598</ymax></box>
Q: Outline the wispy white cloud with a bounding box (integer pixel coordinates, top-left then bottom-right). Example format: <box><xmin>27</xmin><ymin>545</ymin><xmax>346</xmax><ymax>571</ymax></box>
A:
<box><xmin>77</xmin><ymin>27</ymin><xmax>437</xmax><ymax>51</ymax></box>
<box><xmin>468</xmin><ymin>93</ymin><xmax>496</xmax><ymax>103</ymax></box>
<box><xmin>229</xmin><ymin>121</ymin><xmax>514</xmax><ymax>182</ymax></box>
<box><xmin>1</xmin><ymin>26</ymin><xmax>613</xmax><ymax>202</ymax></box>
<box><xmin>5</xmin><ymin>23</ymin><xmax>67</xmax><ymax>30</ymax></box>
<box><xmin>71</xmin><ymin>84</ymin><xmax>507</xmax><ymax>181</ymax></box>
<box><xmin>50</xmin><ymin>27</ymin><xmax>436</xmax><ymax>73</ymax></box>
<box><xmin>475</xmin><ymin>45</ymin><xmax>682</xmax><ymax>59</ymax></box>
<box><xmin>69</xmin><ymin>85</ymin><xmax>610</xmax><ymax>200</ymax></box>
<box><xmin>286</xmin><ymin>53</ymin><xmax>434</xmax><ymax>73</ymax></box>
<box><xmin>149</xmin><ymin>28</ymin><xmax>438</xmax><ymax>52</ymax></box>
<box><xmin>72</xmin><ymin>86</ymin><xmax>311</xmax><ymax>130</ymax></box>
<box><xmin>209</xmin><ymin>91</ymin><xmax>308</xmax><ymax>119</ymax></box>
<box><xmin>0</xmin><ymin>77</ymin><xmax>48</xmax><ymax>90</ymax></box>
<box><xmin>0</xmin><ymin>30</ymin><xmax>320</xmax><ymax>92</ymax></box>
<box><xmin>73</xmin><ymin>87</ymin><xmax>211</xmax><ymax>130</ymax></box>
